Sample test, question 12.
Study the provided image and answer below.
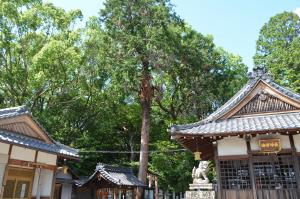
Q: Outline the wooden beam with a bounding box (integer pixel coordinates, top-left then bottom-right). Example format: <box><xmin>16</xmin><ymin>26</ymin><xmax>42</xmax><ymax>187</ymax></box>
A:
<box><xmin>155</xmin><ymin>176</ymin><xmax>158</xmax><ymax>199</ymax></box>
<box><xmin>50</xmin><ymin>167</ymin><xmax>57</xmax><ymax>199</ymax></box>
<box><xmin>8</xmin><ymin>159</ymin><xmax>57</xmax><ymax>170</ymax></box>
<box><xmin>218</xmin><ymin>155</ymin><xmax>249</xmax><ymax>160</ymax></box>
<box><xmin>173</xmin><ymin>129</ymin><xmax>300</xmax><ymax>139</ymax></box>
<box><xmin>0</xmin><ymin>145</ymin><xmax>11</xmax><ymax>199</ymax></box>
<box><xmin>246</xmin><ymin>138</ymin><xmax>257</xmax><ymax>199</ymax></box>
<box><xmin>213</xmin><ymin>142</ymin><xmax>222</xmax><ymax>199</ymax></box>
<box><xmin>289</xmin><ymin>135</ymin><xmax>300</xmax><ymax>196</ymax></box>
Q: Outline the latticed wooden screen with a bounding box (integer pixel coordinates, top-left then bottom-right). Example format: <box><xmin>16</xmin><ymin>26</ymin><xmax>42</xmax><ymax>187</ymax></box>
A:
<box><xmin>253</xmin><ymin>155</ymin><xmax>297</xmax><ymax>189</ymax></box>
<box><xmin>219</xmin><ymin>159</ymin><xmax>251</xmax><ymax>189</ymax></box>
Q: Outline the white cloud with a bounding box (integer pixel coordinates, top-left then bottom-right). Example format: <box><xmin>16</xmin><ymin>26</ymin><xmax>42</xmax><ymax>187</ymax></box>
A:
<box><xmin>294</xmin><ymin>8</ymin><xmax>300</xmax><ymax>17</ymax></box>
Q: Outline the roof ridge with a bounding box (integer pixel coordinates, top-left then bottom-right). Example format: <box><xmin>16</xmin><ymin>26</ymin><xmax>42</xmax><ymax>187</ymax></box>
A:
<box><xmin>222</xmin><ymin>110</ymin><xmax>300</xmax><ymax>121</ymax></box>
<box><xmin>96</xmin><ymin>163</ymin><xmax>133</xmax><ymax>173</ymax></box>
<box><xmin>0</xmin><ymin>105</ymin><xmax>27</xmax><ymax>111</ymax></box>
<box><xmin>0</xmin><ymin>105</ymin><xmax>30</xmax><ymax>117</ymax></box>
<box><xmin>268</xmin><ymin>81</ymin><xmax>300</xmax><ymax>102</ymax></box>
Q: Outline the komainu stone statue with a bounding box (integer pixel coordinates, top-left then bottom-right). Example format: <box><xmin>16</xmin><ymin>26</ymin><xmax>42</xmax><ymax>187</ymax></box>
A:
<box><xmin>192</xmin><ymin>161</ymin><xmax>209</xmax><ymax>184</ymax></box>
<box><xmin>187</xmin><ymin>161</ymin><xmax>215</xmax><ymax>199</ymax></box>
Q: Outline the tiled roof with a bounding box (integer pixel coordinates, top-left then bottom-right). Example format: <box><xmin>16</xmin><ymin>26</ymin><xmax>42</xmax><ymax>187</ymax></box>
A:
<box><xmin>0</xmin><ymin>106</ymin><xmax>55</xmax><ymax>142</ymax></box>
<box><xmin>170</xmin><ymin>67</ymin><xmax>300</xmax><ymax>135</ymax></box>
<box><xmin>172</xmin><ymin>111</ymin><xmax>300</xmax><ymax>135</ymax></box>
<box><xmin>0</xmin><ymin>106</ymin><xmax>30</xmax><ymax>119</ymax></box>
<box><xmin>0</xmin><ymin>106</ymin><xmax>79</xmax><ymax>159</ymax></box>
<box><xmin>77</xmin><ymin>163</ymin><xmax>145</xmax><ymax>187</ymax></box>
<box><xmin>0</xmin><ymin>129</ymin><xmax>79</xmax><ymax>158</ymax></box>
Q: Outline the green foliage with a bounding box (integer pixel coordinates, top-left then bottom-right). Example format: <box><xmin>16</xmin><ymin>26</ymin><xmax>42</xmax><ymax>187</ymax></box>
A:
<box><xmin>150</xmin><ymin>141</ymin><xmax>195</xmax><ymax>192</ymax></box>
<box><xmin>99</xmin><ymin>0</ymin><xmax>182</xmax><ymax>93</ymax></box>
<box><xmin>254</xmin><ymin>12</ymin><xmax>300</xmax><ymax>92</ymax></box>
<box><xmin>0</xmin><ymin>0</ymin><xmax>248</xmax><ymax>192</ymax></box>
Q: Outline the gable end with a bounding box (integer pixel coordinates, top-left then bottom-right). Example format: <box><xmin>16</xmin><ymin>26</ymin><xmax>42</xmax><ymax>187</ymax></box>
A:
<box><xmin>234</xmin><ymin>91</ymin><xmax>298</xmax><ymax>116</ymax></box>
<box><xmin>0</xmin><ymin>121</ymin><xmax>44</xmax><ymax>140</ymax></box>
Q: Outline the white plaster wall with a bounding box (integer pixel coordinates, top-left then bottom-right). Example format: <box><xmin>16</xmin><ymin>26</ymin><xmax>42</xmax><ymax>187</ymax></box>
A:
<box><xmin>0</xmin><ymin>154</ymin><xmax>8</xmax><ymax>188</ymax></box>
<box><xmin>37</xmin><ymin>151</ymin><xmax>57</xmax><ymax>165</ymax></box>
<box><xmin>39</xmin><ymin>169</ymin><xmax>54</xmax><ymax>196</ymax></box>
<box><xmin>11</xmin><ymin>146</ymin><xmax>35</xmax><ymax>162</ymax></box>
<box><xmin>293</xmin><ymin>134</ymin><xmax>300</xmax><ymax>152</ymax></box>
<box><xmin>250</xmin><ymin>134</ymin><xmax>291</xmax><ymax>151</ymax></box>
<box><xmin>61</xmin><ymin>184</ymin><xmax>72</xmax><ymax>199</ymax></box>
<box><xmin>217</xmin><ymin>136</ymin><xmax>247</xmax><ymax>156</ymax></box>
<box><xmin>0</xmin><ymin>142</ymin><xmax>9</xmax><ymax>154</ymax></box>
<box><xmin>32</xmin><ymin>168</ymin><xmax>54</xmax><ymax>198</ymax></box>
<box><xmin>31</xmin><ymin>168</ymin><xmax>40</xmax><ymax>197</ymax></box>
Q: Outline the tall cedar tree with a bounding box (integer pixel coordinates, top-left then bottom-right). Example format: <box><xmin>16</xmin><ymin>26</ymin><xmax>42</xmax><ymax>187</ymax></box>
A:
<box><xmin>100</xmin><ymin>0</ymin><xmax>181</xmax><ymax>197</ymax></box>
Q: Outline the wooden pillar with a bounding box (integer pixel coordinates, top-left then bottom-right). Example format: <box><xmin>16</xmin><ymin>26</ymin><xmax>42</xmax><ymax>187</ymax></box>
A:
<box><xmin>155</xmin><ymin>176</ymin><xmax>158</xmax><ymax>199</ymax></box>
<box><xmin>213</xmin><ymin>141</ymin><xmax>222</xmax><ymax>199</ymax></box>
<box><xmin>246</xmin><ymin>137</ymin><xmax>257</xmax><ymax>199</ymax></box>
<box><xmin>114</xmin><ymin>188</ymin><xmax>118</xmax><ymax>199</ymax></box>
<box><xmin>0</xmin><ymin>157</ymin><xmax>9</xmax><ymax>199</ymax></box>
<box><xmin>35</xmin><ymin>168</ymin><xmax>42</xmax><ymax>199</ymax></box>
<box><xmin>0</xmin><ymin>145</ymin><xmax>12</xmax><ymax>199</ymax></box>
<box><xmin>289</xmin><ymin>134</ymin><xmax>300</xmax><ymax>196</ymax></box>
<box><xmin>91</xmin><ymin>185</ymin><xmax>95</xmax><ymax>199</ymax></box>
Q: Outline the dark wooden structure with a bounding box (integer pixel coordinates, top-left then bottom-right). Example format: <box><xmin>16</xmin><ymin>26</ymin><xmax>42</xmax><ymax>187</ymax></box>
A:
<box><xmin>171</xmin><ymin>67</ymin><xmax>300</xmax><ymax>199</ymax></box>
<box><xmin>75</xmin><ymin>163</ymin><xmax>146</xmax><ymax>199</ymax></box>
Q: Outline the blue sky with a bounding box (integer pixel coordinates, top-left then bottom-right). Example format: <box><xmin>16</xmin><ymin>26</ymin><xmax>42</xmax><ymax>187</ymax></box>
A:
<box><xmin>47</xmin><ymin>0</ymin><xmax>300</xmax><ymax>70</ymax></box>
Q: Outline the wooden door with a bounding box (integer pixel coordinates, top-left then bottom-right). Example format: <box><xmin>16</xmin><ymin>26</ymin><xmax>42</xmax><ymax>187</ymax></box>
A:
<box><xmin>2</xmin><ymin>167</ymin><xmax>34</xmax><ymax>199</ymax></box>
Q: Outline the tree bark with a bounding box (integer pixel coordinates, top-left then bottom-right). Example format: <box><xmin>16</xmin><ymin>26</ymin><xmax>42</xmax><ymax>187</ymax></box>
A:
<box><xmin>136</xmin><ymin>70</ymin><xmax>152</xmax><ymax>199</ymax></box>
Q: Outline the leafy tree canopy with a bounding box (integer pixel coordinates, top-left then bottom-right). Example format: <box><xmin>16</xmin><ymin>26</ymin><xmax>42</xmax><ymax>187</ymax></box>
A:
<box><xmin>0</xmin><ymin>0</ymin><xmax>248</xmax><ymax>192</ymax></box>
<box><xmin>254</xmin><ymin>11</ymin><xmax>300</xmax><ymax>92</ymax></box>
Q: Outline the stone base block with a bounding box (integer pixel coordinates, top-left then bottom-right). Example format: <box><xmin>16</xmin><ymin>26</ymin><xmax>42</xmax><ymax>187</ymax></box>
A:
<box><xmin>186</xmin><ymin>190</ymin><xmax>215</xmax><ymax>199</ymax></box>
<box><xmin>189</xmin><ymin>183</ymin><xmax>213</xmax><ymax>190</ymax></box>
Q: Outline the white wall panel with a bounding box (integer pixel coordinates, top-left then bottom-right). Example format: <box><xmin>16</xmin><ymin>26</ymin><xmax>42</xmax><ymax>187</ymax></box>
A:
<box><xmin>37</xmin><ymin>152</ymin><xmax>57</xmax><ymax>165</ymax></box>
<box><xmin>11</xmin><ymin>146</ymin><xmax>35</xmax><ymax>162</ymax></box>
<box><xmin>217</xmin><ymin>136</ymin><xmax>247</xmax><ymax>156</ymax></box>
<box><xmin>0</xmin><ymin>142</ymin><xmax>9</xmax><ymax>154</ymax></box>
<box><xmin>250</xmin><ymin>134</ymin><xmax>291</xmax><ymax>151</ymax></box>
<box><xmin>40</xmin><ymin>169</ymin><xmax>54</xmax><ymax>196</ymax></box>
<box><xmin>31</xmin><ymin>168</ymin><xmax>40</xmax><ymax>197</ymax></box>
<box><xmin>0</xmin><ymin>154</ymin><xmax>8</xmax><ymax>188</ymax></box>
<box><xmin>293</xmin><ymin>134</ymin><xmax>300</xmax><ymax>152</ymax></box>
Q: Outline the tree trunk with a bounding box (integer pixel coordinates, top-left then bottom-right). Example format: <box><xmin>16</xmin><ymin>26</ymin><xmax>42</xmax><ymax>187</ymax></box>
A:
<box><xmin>136</xmin><ymin>72</ymin><xmax>152</xmax><ymax>199</ymax></box>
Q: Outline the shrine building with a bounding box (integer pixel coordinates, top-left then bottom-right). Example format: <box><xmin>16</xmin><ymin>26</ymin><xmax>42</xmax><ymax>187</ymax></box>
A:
<box><xmin>170</xmin><ymin>67</ymin><xmax>300</xmax><ymax>199</ymax></box>
<box><xmin>0</xmin><ymin>106</ymin><xmax>78</xmax><ymax>199</ymax></box>
<box><xmin>75</xmin><ymin>163</ymin><xmax>146</xmax><ymax>199</ymax></box>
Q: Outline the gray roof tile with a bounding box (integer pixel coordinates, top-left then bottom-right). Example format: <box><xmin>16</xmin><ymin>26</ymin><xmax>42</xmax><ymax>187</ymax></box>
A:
<box><xmin>0</xmin><ymin>106</ymin><xmax>29</xmax><ymax>119</ymax></box>
<box><xmin>77</xmin><ymin>163</ymin><xmax>145</xmax><ymax>187</ymax></box>
<box><xmin>0</xmin><ymin>129</ymin><xmax>78</xmax><ymax>158</ymax></box>
<box><xmin>172</xmin><ymin>111</ymin><xmax>300</xmax><ymax>135</ymax></box>
<box><xmin>171</xmin><ymin>67</ymin><xmax>300</xmax><ymax>135</ymax></box>
<box><xmin>0</xmin><ymin>106</ymin><xmax>79</xmax><ymax>159</ymax></box>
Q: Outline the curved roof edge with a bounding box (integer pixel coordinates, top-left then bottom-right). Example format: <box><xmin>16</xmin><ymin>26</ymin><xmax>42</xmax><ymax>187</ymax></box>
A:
<box><xmin>170</xmin><ymin>67</ymin><xmax>300</xmax><ymax>134</ymax></box>
<box><xmin>0</xmin><ymin>105</ymin><xmax>79</xmax><ymax>159</ymax></box>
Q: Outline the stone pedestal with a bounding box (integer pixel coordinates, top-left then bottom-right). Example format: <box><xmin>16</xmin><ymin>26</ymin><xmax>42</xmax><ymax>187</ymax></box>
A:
<box><xmin>186</xmin><ymin>183</ymin><xmax>215</xmax><ymax>199</ymax></box>
<box><xmin>189</xmin><ymin>183</ymin><xmax>213</xmax><ymax>190</ymax></box>
<box><xmin>186</xmin><ymin>161</ymin><xmax>215</xmax><ymax>199</ymax></box>
<box><xmin>186</xmin><ymin>190</ymin><xmax>215</xmax><ymax>199</ymax></box>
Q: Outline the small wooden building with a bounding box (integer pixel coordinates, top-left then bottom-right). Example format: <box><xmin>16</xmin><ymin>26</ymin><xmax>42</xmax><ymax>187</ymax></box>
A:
<box><xmin>170</xmin><ymin>67</ymin><xmax>300</xmax><ymax>199</ymax></box>
<box><xmin>76</xmin><ymin>163</ymin><xmax>145</xmax><ymax>199</ymax></box>
<box><xmin>0</xmin><ymin>106</ymin><xmax>79</xmax><ymax>199</ymax></box>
